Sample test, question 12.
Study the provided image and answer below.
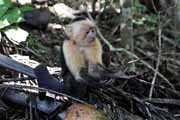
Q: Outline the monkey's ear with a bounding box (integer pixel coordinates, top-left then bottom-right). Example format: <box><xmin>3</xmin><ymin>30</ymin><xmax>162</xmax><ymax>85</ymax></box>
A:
<box><xmin>65</xmin><ymin>25</ymin><xmax>72</xmax><ymax>38</ymax></box>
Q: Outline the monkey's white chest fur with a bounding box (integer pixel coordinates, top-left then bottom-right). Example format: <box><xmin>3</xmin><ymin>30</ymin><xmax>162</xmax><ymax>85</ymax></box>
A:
<box><xmin>62</xmin><ymin>40</ymin><xmax>103</xmax><ymax>81</ymax></box>
<box><xmin>63</xmin><ymin>41</ymin><xmax>86</xmax><ymax>81</ymax></box>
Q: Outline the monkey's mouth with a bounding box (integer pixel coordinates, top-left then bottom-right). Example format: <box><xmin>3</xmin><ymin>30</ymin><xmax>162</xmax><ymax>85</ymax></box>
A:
<box><xmin>87</xmin><ymin>37</ymin><xmax>95</xmax><ymax>43</ymax></box>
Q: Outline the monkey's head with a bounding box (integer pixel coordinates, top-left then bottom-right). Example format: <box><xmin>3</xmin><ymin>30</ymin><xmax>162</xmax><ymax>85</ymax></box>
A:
<box><xmin>65</xmin><ymin>17</ymin><xmax>96</xmax><ymax>46</ymax></box>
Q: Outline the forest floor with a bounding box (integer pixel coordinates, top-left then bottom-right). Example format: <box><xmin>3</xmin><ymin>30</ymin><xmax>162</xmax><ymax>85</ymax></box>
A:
<box><xmin>0</xmin><ymin>0</ymin><xmax>180</xmax><ymax>120</ymax></box>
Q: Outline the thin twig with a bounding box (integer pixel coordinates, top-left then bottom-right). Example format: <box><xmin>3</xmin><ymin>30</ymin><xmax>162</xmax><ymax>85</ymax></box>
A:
<box><xmin>0</xmin><ymin>84</ymin><xmax>87</xmax><ymax>104</ymax></box>
<box><xmin>0</xmin><ymin>77</ymin><xmax>34</xmax><ymax>83</ymax></box>
<box><xmin>149</xmin><ymin>13</ymin><xmax>162</xmax><ymax>99</ymax></box>
<box><xmin>137</xmin><ymin>78</ymin><xmax>180</xmax><ymax>98</ymax></box>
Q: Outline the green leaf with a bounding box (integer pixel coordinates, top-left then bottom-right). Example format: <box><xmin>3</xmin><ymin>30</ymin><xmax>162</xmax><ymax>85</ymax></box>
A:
<box><xmin>1</xmin><ymin>7</ymin><xmax>23</xmax><ymax>24</ymax></box>
<box><xmin>0</xmin><ymin>0</ymin><xmax>33</xmax><ymax>29</ymax></box>
<box><xmin>0</xmin><ymin>0</ymin><xmax>13</xmax><ymax>18</ymax></box>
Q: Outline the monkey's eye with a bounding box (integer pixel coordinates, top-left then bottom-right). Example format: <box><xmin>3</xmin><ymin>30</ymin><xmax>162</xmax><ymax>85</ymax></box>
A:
<box><xmin>86</xmin><ymin>31</ymin><xmax>89</xmax><ymax>34</ymax></box>
<box><xmin>87</xmin><ymin>29</ymin><xmax>95</xmax><ymax>34</ymax></box>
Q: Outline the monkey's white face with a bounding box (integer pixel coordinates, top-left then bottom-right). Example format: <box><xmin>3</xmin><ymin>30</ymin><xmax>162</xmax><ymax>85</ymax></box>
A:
<box><xmin>66</xmin><ymin>19</ymin><xmax>96</xmax><ymax>46</ymax></box>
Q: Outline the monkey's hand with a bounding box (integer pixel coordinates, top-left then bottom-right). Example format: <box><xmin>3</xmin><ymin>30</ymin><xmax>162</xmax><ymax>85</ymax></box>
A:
<box><xmin>79</xmin><ymin>68</ymin><xmax>106</xmax><ymax>89</ymax></box>
<box><xmin>88</xmin><ymin>63</ymin><xmax>137</xmax><ymax>82</ymax></box>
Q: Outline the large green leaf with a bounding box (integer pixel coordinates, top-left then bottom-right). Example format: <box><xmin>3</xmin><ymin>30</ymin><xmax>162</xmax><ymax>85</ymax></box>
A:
<box><xmin>1</xmin><ymin>7</ymin><xmax>23</xmax><ymax>23</ymax></box>
<box><xmin>0</xmin><ymin>8</ymin><xmax>23</xmax><ymax>28</ymax></box>
<box><xmin>0</xmin><ymin>0</ymin><xmax>12</xmax><ymax>18</ymax></box>
<box><xmin>0</xmin><ymin>0</ymin><xmax>34</xmax><ymax>29</ymax></box>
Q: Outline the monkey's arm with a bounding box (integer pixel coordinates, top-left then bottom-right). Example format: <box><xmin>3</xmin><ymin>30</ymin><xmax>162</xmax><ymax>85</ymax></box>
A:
<box><xmin>85</xmin><ymin>39</ymin><xmax>103</xmax><ymax>65</ymax></box>
<box><xmin>89</xmin><ymin>64</ymin><xmax>137</xmax><ymax>80</ymax></box>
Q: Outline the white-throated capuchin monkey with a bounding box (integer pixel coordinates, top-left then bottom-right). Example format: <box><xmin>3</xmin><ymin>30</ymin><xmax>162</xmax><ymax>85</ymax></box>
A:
<box><xmin>62</xmin><ymin>17</ymin><xmax>103</xmax><ymax>81</ymax></box>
